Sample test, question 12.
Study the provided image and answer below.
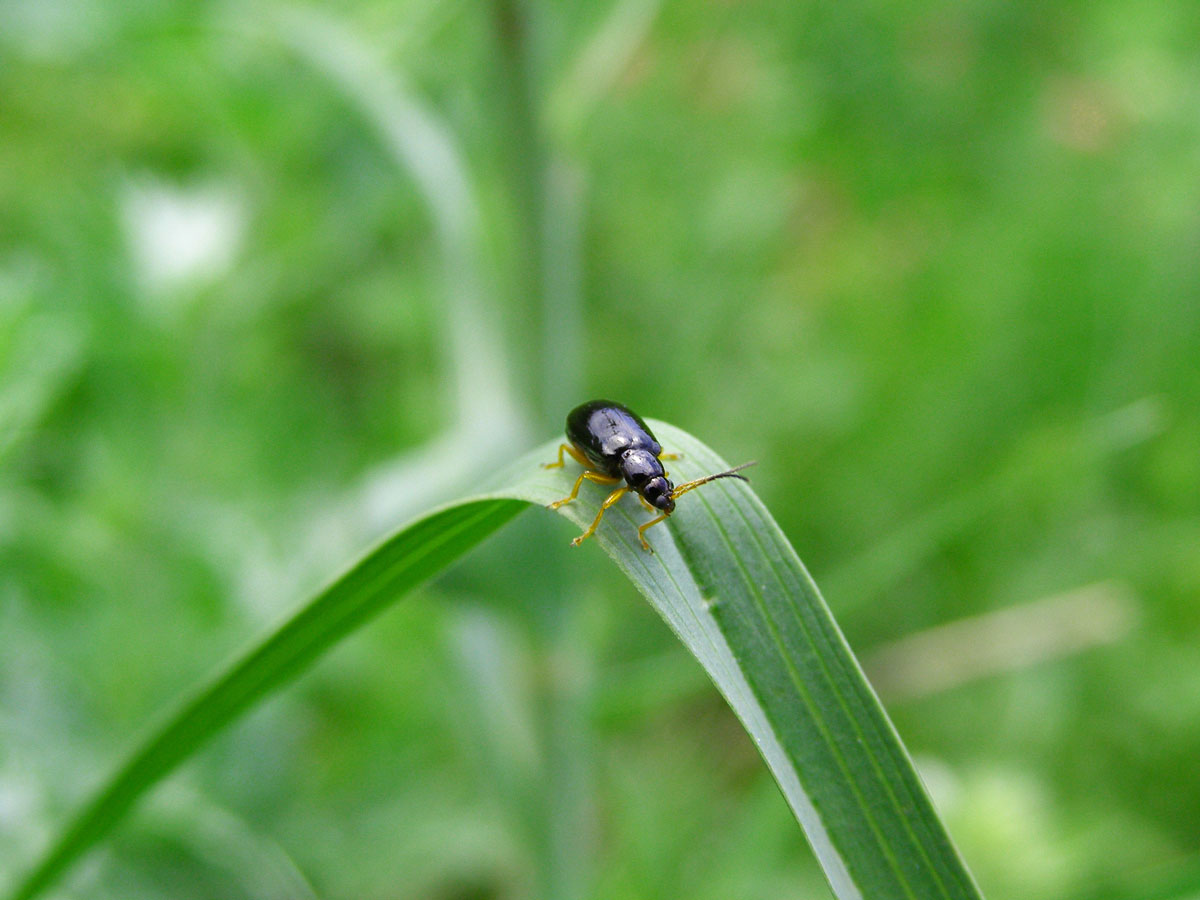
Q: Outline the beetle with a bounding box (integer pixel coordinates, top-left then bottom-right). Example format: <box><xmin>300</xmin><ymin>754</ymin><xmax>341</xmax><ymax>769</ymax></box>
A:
<box><xmin>544</xmin><ymin>399</ymin><xmax>755</xmax><ymax>551</ymax></box>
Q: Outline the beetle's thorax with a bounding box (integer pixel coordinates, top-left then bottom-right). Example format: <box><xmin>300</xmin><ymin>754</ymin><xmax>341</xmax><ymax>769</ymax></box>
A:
<box><xmin>619</xmin><ymin>448</ymin><xmax>667</xmax><ymax>489</ymax></box>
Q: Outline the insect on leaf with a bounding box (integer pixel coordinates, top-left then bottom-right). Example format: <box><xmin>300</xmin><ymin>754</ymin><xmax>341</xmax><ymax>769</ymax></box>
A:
<box><xmin>9</xmin><ymin>422</ymin><xmax>982</xmax><ymax>900</ymax></box>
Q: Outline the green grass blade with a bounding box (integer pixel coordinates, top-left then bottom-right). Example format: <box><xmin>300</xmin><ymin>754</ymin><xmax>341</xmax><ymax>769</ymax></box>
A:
<box><xmin>10</xmin><ymin>423</ymin><xmax>981</xmax><ymax>900</ymax></box>
<box><xmin>508</xmin><ymin>420</ymin><xmax>983</xmax><ymax>900</ymax></box>
<box><xmin>8</xmin><ymin>499</ymin><xmax>526</xmax><ymax>900</ymax></box>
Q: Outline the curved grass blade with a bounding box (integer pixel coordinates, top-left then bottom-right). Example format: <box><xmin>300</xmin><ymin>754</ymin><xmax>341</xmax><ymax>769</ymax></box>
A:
<box><xmin>7</xmin><ymin>499</ymin><xmax>526</xmax><ymax>900</ymax></box>
<box><xmin>9</xmin><ymin>423</ymin><xmax>982</xmax><ymax>900</ymax></box>
<box><xmin>512</xmin><ymin>421</ymin><xmax>984</xmax><ymax>900</ymax></box>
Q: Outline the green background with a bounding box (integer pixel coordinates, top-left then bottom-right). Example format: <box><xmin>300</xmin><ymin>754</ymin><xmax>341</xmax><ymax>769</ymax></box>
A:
<box><xmin>3</xmin><ymin>1</ymin><xmax>1198</xmax><ymax>898</ymax></box>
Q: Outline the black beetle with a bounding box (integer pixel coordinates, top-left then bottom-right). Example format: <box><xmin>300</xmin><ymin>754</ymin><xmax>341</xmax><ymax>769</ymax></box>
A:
<box><xmin>544</xmin><ymin>399</ymin><xmax>754</xmax><ymax>551</ymax></box>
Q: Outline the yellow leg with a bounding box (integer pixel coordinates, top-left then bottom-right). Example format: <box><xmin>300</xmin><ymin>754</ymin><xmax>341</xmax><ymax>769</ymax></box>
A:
<box><xmin>659</xmin><ymin>452</ymin><xmax>681</xmax><ymax>461</ymax></box>
<box><xmin>548</xmin><ymin>470</ymin><xmax>621</xmax><ymax>509</ymax></box>
<box><xmin>638</xmin><ymin>495</ymin><xmax>656</xmax><ymax>513</ymax></box>
<box><xmin>637</xmin><ymin>512</ymin><xmax>671</xmax><ymax>551</ymax></box>
<box><xmin>571</xmin><ymin>486</ymin><xmax>629</xmax><ymax>547</ymax></box>
<box><xmin>543</xmin><ymin>443</ymin><xmax>590</xmax><ymax>469</ymax></box>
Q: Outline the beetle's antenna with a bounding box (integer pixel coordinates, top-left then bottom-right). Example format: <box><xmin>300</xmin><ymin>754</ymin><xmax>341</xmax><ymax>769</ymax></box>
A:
<box><xmin>670</xmin><ymin>460</ymin><xmax>757</xmax><ymax>499</ymax></box>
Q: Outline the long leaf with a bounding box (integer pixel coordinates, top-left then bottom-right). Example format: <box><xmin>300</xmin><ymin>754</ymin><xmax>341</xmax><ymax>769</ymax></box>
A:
<box><xmin>7</xmin><ymin>500</ymin><xmax>525</xmax><ymax>900</ymax></box>
<box><xmin>9</xmin><ymin>422</ymin><xmax>981</xmax><ymax>900</ymax></box>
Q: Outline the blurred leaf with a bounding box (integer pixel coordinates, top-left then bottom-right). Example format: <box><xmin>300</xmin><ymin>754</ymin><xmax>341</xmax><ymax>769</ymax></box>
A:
<box><xmin>9</xmin><ymin>422</ymin><xmax>980</xmax><ymax>900</ymax></box>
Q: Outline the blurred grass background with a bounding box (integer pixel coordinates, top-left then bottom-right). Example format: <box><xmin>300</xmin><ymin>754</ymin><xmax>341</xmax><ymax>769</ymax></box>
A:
<box><xmin>2</xmin><ymin>1</ymin><xmax>1199</xmax><ymax>898</ymax></box>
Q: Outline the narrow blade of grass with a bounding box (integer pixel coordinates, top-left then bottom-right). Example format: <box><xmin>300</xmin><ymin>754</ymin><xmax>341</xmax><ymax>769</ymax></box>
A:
<box><xmin>9</xmin><ymin>423</ymin><xmax>982</xmax><ymax>900</ymax></box>
<box><xmin>512</xmin><ymin>421</ymin><xmax>983</xmax><ymax>900</ymax></box>
<box><xmin>7</xmin><ymin>499</ymin><xmax>526</xmax><ymax>900</ymax></box>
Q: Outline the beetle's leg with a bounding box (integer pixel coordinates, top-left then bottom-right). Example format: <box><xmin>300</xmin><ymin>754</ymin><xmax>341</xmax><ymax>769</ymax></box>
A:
<box><xmin>543</xmin><ymin>443</ymin><xmax>590</xmax><ymax>469</ymax></box>
<box><xmin>548</xmin><ymin>470</ymin><xmax>620</xmax><ymax>509</ymax></box>
<box><xmin>571</xmin><ymin>486</ymin><xmax>629</xmax><ymax>547</ymax></box>
<box><xmin>637</xmin><ymin>512</ymin><xmax>671</xmax><ymax>552</ymax></box>
<box><xmin>638</xmin><ymin>495</ymin><xmax>656</xmax><ymax>513</ymax></box>
<box><xmin>658</xmin><ymin>452</ymin><xmax>682</xmax><ymax>461</ymax></box>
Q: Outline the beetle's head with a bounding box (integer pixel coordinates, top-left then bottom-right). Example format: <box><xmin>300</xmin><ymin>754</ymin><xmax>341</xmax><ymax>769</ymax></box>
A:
<box><xmin>642</xmin><ymin>476</ymin><xmax>675</xmax><ymax>513</ymax></box>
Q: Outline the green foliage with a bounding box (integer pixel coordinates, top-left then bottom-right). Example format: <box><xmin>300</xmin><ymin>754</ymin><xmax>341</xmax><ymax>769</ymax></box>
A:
<box><xmin>7</xmin><ymin>499</ymin><xmax>525</xmax><ymax>900</ymax></box>
<box><xmin>8</xmin><ymin>426</ymin><xmax>979</xmax><ymax>900</ymax></box>
<box><xmin>3</xmin><ymin>1</ymin><xmax>1199</xmax><ymax>898</ymax></box>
